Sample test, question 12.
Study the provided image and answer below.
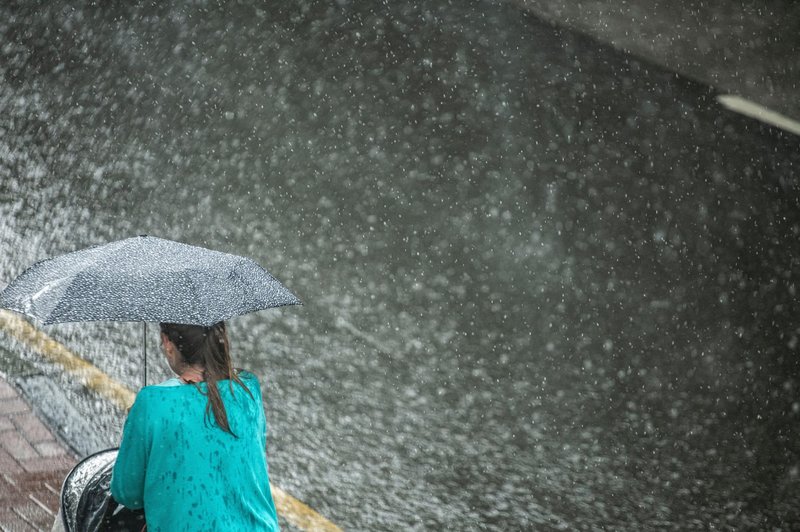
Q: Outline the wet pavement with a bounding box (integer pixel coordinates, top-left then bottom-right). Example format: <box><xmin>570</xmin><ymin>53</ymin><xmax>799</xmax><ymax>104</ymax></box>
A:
<box><xmin>515</xmin><ymin>0</ymin><xmax>800</xmax><ymax>122</ymax></box>
<box><xmin>0</xmin><ymin>375</ymin><xmax>76</xmax><ymax>531</ymax></box>
<box><xmin>1</xmin><ymin>1</ymin><xmax>799</xmax><ymax>530</ymax></box>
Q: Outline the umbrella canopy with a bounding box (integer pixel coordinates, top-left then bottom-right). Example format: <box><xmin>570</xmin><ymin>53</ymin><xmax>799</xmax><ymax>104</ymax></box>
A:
<box><xmin>0</xmin><ymin>235</ymin><xmax>301</xmax><ymax>326</ymax></box>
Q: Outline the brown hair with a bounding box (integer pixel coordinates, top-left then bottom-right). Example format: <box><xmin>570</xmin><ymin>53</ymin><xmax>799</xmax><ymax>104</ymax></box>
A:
<box><xmin>159</xmin><ymin>321</ymin><xmax>254</xmax><ymax>436</ymax></box>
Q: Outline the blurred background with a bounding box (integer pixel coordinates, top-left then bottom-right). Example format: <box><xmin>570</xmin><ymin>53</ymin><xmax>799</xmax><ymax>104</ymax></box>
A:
<box><xmin>1</xmin><ymin>1</ymin><xmax>798</xmax><ymax>530</ymax></box>
<box><xmin>516</xmin><ymin>0</ymin><xmax>800</xmax><ymax>122</ymax></box>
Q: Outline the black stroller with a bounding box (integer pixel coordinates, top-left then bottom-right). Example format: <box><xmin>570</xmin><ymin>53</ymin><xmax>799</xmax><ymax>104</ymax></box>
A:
<box><xmin>55</xmin><ymin>448</ymin><xmax>145</xmax><ymax>532</ymax></box>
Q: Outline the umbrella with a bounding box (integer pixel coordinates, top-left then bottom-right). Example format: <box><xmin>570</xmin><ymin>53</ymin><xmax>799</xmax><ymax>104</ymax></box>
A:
<box><xmin>0</xmin><ymin>235</ymin><xmax>301</xmax><ymax>383</ymax></box>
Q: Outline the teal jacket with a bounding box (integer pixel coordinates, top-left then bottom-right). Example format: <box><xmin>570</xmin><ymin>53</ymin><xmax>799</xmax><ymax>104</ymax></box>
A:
<box><xmin>111</xmin><ymin>371</ymin><xmax>280</xmax><ymax>531</ymax></box>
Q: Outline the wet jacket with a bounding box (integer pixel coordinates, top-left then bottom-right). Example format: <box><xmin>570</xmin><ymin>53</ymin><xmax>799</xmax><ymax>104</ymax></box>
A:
<box><xmin>111</xmin><ymin>371</ymin><xmax>280</xmax><ymax>531</ymax></box>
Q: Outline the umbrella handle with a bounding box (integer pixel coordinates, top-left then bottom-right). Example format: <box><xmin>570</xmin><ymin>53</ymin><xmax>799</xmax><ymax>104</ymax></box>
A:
<box><xmin>143</xmin><ymin>322</ymin><xmax>147</xmax><ymax>388</ymax></box>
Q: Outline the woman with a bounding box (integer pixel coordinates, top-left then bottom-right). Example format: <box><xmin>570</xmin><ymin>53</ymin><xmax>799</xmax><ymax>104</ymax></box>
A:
<box><xmin>111</xmin><ymin>322</ymin><xmax>280</xmax><ymax>531</ymax></box>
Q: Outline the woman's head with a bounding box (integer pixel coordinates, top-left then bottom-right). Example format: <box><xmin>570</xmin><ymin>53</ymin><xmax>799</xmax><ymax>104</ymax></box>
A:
<box><xmin>159</xmin><ymin>321</ymin><xmax>252</xmax><ymax>435</ymax></box>
<box><xmin>159</xmin><ymin>322</ymin><xmax>230</xmax><ymax>375</ymax></box>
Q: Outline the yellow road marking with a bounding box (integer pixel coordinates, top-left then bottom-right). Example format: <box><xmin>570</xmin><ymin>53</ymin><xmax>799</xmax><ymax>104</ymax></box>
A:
<box><xmin>0</xmin><ymin>309</ymin><xmax>342</xmax><ymax>532</ymax></box>
<box><xmin>0</xmin><ymin>310</ymin><xmax>136</xmax><ymax>409</ymax></box>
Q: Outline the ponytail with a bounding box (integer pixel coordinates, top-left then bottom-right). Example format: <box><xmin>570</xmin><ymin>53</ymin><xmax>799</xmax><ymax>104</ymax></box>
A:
<box><xmin>160</xmin><ymin>321</ymin><xmax>254</xmax><ymax>436</ymax></box>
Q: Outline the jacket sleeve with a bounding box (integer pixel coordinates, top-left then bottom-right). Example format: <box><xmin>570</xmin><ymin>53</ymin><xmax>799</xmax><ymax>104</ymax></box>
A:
<box><xmin>110</xmin><ymin>390</ymin><xmax>150</xmax><ymax>509</ymax></box>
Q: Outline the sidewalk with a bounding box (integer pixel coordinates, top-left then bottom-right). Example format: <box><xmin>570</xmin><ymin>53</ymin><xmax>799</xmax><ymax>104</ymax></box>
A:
<box><xmin>0</xmin><ymin>376</ymin><xmax>77</xmax><ymax>532</ymax></box>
